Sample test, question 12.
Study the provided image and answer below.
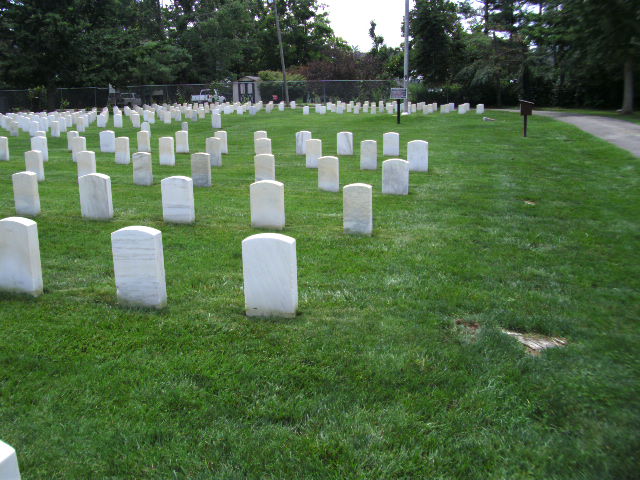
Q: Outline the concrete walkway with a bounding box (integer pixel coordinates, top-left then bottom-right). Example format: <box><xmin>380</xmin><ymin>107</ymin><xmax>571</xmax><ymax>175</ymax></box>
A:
<box><xmin>499</xmin><ymin>109</ymin><xmax>640</xmax><ymax>157</ymax></box>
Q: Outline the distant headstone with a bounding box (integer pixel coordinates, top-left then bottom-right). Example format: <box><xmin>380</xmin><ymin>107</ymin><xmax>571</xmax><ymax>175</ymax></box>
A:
<box><xmin>343</xmin><ymin>183</ymin><xmax>372</xmax><ymax>235</ymax></box>
<box><xmin>382</xmin><ymin>159</ymin><xmax>409</xmax><ymax>195</ymax></box>
<box><xmin>0</xmin><ymin>136</ymin><xmax>8</xmax><ymax>161</ymax></box>
<box><xmin>161</xmin><ymin>176</ymin><xmax>195</xmax><ymax>224</ymax></box>
<box><xmin>131</xmin><ymin>112</ymin><xmax>141</xmax><ymax>128</ymax></box>
<box><xmin>383</xmin><ymin>132</ymin><xmax>400</xmax><ymax>156</ymax></box>
<box><xmin>111</xmin><ymin>226</ymin><xmax>166</xmax><ymax>308</ymax></box>
<box><xmin>214</xmin><ymin>130</ymin><xmax>228</xmax><ymax>154</ymax></box>
<box><xmin>407</xmin><ymin>140</ymin><xmax>429</xmax><ymax>172</ymax></box>
<box><xmin>205</xmin><ymin>137</ymin><xmax>222</xmax><ymax>167</ymax></box>
<box><xmin>360</xmin><ymin>140</ymin><xmax>378</xmax><ymax>170</ymax></box>
<box><xmin>191</xmin><ymin>152</ymin><xmax>211</xmax><ymax>187</ymax></box>
<box><xmin>337</xmin><ymin>131</ymin><xmax>354</xmax><ymax>155</ymax></box>
<box><xmin>255</xmin><ymin>137</ymin><xmax>272</xmax><ymax>155</ymax></box>
<box><xmin>133</xmin><ymin>152</ymin><xmax>153</xmax><ymax>186</ymax></box>
<box><xmin>137</xmin><ymin>131</ymin><xmax>151</xmax><ymax>153</ymax></box>
<box><xmin>70</xmin><ymin>136</ymin><xmax>86</xmax><ymax>162</ymax></box>
<box><xmin>67</xmin><ymin>130</ymin><xmax>79</xmax><ymax>151</ymax></box>
<box><xmin>115</xmin><ymin>137</ymin><xmax>130</xmax><ymax>165</ymax></box>
<box><xmin>99</xmin><ymin>130</ymin><xmax>116</xmax><ymax>153</ymax></box>
<box><xmin>211</xmin><ymin>113</ymin><xmax>222</xmax><ymax>129</ymax></box>
<box><xmin>79</xmin><ymin>173</ymin><xmax>113</xmax><ymax>220</ymax></box>
<box><xmin>305</xmin><ymin>139</ymin><xmax>322</xmax><ymax>168</ymax></box>
<box><xmin>76</xmin><ymin>150</ymin><xmax>96</xmax><ymax>179</ymax></box>
<box><xmin>31</xmin><ymin>135</ymin><xmax>48</xmax><ymax>162</ymax></box>
<box><xmin>476</xmin><ymin>104</ymin><xmax>485</xmax><ymax>114</ymax></box>
<box><xmin>12</xmin><ymin>171</ymin><xmax>40</xmax><ymax>216</ymax></box>
<box><xmin>318</xmin><ymin>156</ymin><xmax>340</xmax><ymax>192</ymax></box>
<box><xmin>295</xmin><ymin>131</ymin><xmax>312</xmax><ymax>155</ymax></box>
<box><xmin>113</xmin><ymin>113</ymin><xmax>123</xmax><ymax>128</ymax></box>
<box><xmin>25</xmin><ymin>150</ymin><xmax>44</xmax><ymax>182</ymax></box>
<box><xmin>254</xmin><ymin>153</ymin><xmax>276</xmax><ymax>181</ymax></box>
<box><xmin>250</xmin><ymin>180</ymin><xmax>285</xmax><ymax>230</ymax></box>
<box><xmin>0</xmin><ymin>216</ymin><xmax>43</xmax><ymax>296</ymax></box>
<box><xmin>242</xmin><ymin>233</ymin><xmax>297</xmax><ymax>317</ymax></box>
<box><xmin>159</xmin><ymin>137</ymin><xmax>175</xmax><ymax>166</ymax></box>
<box><xmin>302</xmin><ymin>106</ymin><xmax>310</xmax><ymax>115</ymax></box>
<box><xmin>175</xmin><ymin>130</ymin><xmax>189</xmax><ymax>154</ymax></box>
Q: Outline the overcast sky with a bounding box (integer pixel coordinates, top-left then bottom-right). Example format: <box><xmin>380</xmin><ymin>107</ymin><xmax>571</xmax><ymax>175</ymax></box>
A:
<box><xmin>319</xmin><ymin>0</ymin><xmax>415</xmax><ymax>52</ymax></box>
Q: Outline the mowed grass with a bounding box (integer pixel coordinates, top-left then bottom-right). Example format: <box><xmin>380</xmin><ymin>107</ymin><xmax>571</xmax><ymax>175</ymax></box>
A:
<box><xmin>0</xmin><ymin>108</ymin><xmax>638</xmax><ymax>479</ymax></box>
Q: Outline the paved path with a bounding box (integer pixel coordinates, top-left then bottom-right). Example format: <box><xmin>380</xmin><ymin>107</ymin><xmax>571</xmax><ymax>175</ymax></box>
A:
<box><xmin>498</xmin><ymin>110</ymin><xmax>640</xmax><ymax>157</ymax></box>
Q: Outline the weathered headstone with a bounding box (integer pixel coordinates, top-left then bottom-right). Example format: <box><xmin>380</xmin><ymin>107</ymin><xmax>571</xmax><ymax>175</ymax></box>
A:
<box><xmin>0</xmin><ymin>216</ymin><xmax>43</xmax><ymax>296</ymax></box>
<box><xmin>343</xmin><ymin>183</ymin><xmax>373</xmax><ymax>235</ymax></box>
<box><xmin>159</xmin><ymin>137</ymin><xmax>175</xmax><ymax>166</ymax></box>
<box><xmin>302</xmin><ymin>106</ymin><xmax>310</xmax><ymax>115</ymax></box>
<box><xmin>31</xmin><ymin>135</ymin><xmax>48</xmax><ymax>162</ymax></box>
<box><xmin>214</xmin><ymin>130</ymin><xmax>228</xmax><ymax>154</ymax></box>
<box><xmin>211</xmin><ymin>113</ymin><xmax>222</xmax><ymax>129</ymax></box>
<box><xmin>360</xmin><ymin>140</ymin><xmax>378</xmax><ymax>170</ymax></box>
<box><xmin>25</xmin><ymin>150</ymin><xmax>45</xmax><ymax>182</ymax></box>
<box><xmin>407</xmin><ymin>140</ymin><xmax>429</xmax><ymax>172</ymax></box>
<box><xmin>250</xmin><ymin>180</ymin><xmax>285</xmax><ymax>229</ymax></box>
<box><xmin>254</xmin><ymin>153</ymin><xmax>276</xmax><ymax>181</ymax></box>
<box><xmin>476</xmin><ymin>104</ymin><xmax>485</xmax><ymax>114</ymax></box>
<box><xmin>318</xmin><ymin>156</ymin><xmax>340</xmax><ymax>192</ymax></box>
<box><xmin>0</xmin><ymin>136</ymin><xmax>8</xmax><ymax>161</ymax></box>
<box><xmin>76</xmin><ymin>150</ymin><xmax>96</xmax><ymax>179</ymax></box>
<box><xmin>242</xmin><ymin>233</ymin><xmax>297</xmax><ymax>317</ymax></box>
<box><xmin>205</xmin><ymin>137</ymin><xmax>222</xmax><ymax>167</ymax></box>
<box><xmin>79</xmin><ymin>173</ymin><xmax>113</xmax><ymax>220</ymax></box>
<box><xmin>382</xmin><ymin>159</ymin><xmax>409</xmax><ymax>195</ymax></box>
<box><xmin>161</xmin><ymin>176</ymin><xmax>195</xmax><ymax>224</ymax></box>
<box><xmin>383</xmin><ymin>132</ymin><xmax>400</xmax><ymax>156</ymax></box>
<box><xmin>70</xmin><ymin>136</ymin><xmax>86</xmax><ymax>162</ymax></box>
<box><xmin>254</xmin><ymin>130</ymin><xmax>267</xmax><ymax>141</ymax></box>
<box><xmin>295</xmin><ymin>131</ymin><xmax>312</xmax><ymax>155</ymax></box>
<box><xmin>137</xmin><ymin>131</ymin><xmax>151</xmax><ymax>153</ymax></box>
<box><xmin>67</xmin><ymin>130</ymin><xmax>79</xmax><ymax>151</ymax></box>
<box><xmin>305</xmin><ymin>139</ymin><xmax>322</xmax><ymax>168</ymax></box>
<box><xmin>115</xmin><ymin>137</ymin><xmax>130</xmax><ymax>165</ymax></box>
<box><xmin>175</xmin><ymin>130</ymin><xmax>189</xmax><ymax>154</ymax></box>
<box><xmin>255</xmin><ymin>137</ymin><xmax>272</xmax><ymax>155</ymax></box>
<box><xmin>113</xmin><ymin>113</ymin><xmax>123</xmax><ymax>128</ymax></box>
<box><xmin>12</xmin><ymin>171</ymin><xmax>40</xmax><ymax>216</ymax></box>
<box><xmin>133</xmin><ymin>152</ymin><xmax>153</xmax><ymax>186</ymax></box>
<box><xmin>337</xmin><ymin>131</ymin><xmax>354</xmax><ymax>155</ymax></box>
<box><xmin>99</xmin><ymin>130</ymin><xmax>116</xmax><ymax>153</ymax></box>
<box><xmin>131</xmin><ymin>112</ymin><xmax>141</xmax><ymax>128</ymax></box>
<box><xmin>111</xmin><ymin>226</ymin><xmax>166</xmax><ymax>308</ymax></box>
<box><xmin>191</xmin><ymin>152</ymin><xmax>211</xmax><ymax>187</ymax></box>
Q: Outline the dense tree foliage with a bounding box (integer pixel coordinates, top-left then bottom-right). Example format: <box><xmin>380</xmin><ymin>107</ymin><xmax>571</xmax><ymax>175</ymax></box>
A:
<box><xmin>0</xmin><ymin>0</ymin><xmax>636</xmax><ymax>110</ymax></box>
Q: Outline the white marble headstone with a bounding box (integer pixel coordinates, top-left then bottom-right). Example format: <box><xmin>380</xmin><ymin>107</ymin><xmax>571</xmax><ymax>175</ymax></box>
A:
<box><xmin>295</xmin><ymin>131</ymin><xmax>312</xmax><ymax>155</ymax></box>
<box><xmin>159</xmin><ymin>137</ymin><xmax>175</xmax><ymax>166</ymax></box>
<box><xmin>0</xmin><ymin>216</ymin><xmax>43</xmax><ymax>296</ymax></box>
<box><xmin>337</xmin><ymin>132</ymin><xmax>354</xmax><ymax>155</ymax></box>
<box><xmin>305</xmin><ymin>139</ymin><xmax>322</xmax><ymax>168</ymax></box>
<box><xmin>115</xmin><ymin>137</ymin><xmax>130</xmax><ymax>165</ymax></box>
<box><xmin>407</xmin><ymin>140</ymin><xmax>429</xmax><ymax>172</ymax></box>
<box><xmin>79</xmin><ymin>173</ymin><xmax>113</xmax><ymax>220</ymax></box>
<box><xmin>318</xmin><ymin>156</ymin><xmax>340</xmax><ymax>192</ymax></box>
<box><xmin>12</xmin><ymin>171</ymin><xmax>40</xmax><ymax>216</ymax></box>
<box><xmin>382</xmin><ymin>159</ymin><xmax>409</xmax><ymax>195</ymax></box>
<box><xmin>255</xmin><ymin>137</ymin><xmax>272</xmax><ymax>155</ymax></box>
<box><xmin>76</xmin><ymin>150</ymin><xmax>96</xmax><ymax>179</ymax></box>
<box><xmin>31</xmin><ymin>135</ymin><xmax>48</xmax><ymax>162</ymax></box>
<box><xmin>175</xmin><ymin>130</ymin><xmax>189</xmax><ymax>154</ymax></box>
<box><xmin>360</xmin><ymin>140</ymin><xmax>377</xmax><ymax>170</ymax></box>
<box><xmin>214</xmin><ymin>130</ymin><xmax>228</xmax><ymax>154</ymax></box>
<box><xmin>161</xmin><ymin>176</ymin><xmax>195</xmax><ymax>224</ymax></box>
<box><xmin>250</xmin><ymin>180</ymin><xmax>285</xmax><ymax>230</ymax></box>
<box><xmin>0</xmin><ymin>136</ymin><xmax>9</xmax><ymax>161</ymax></box>
<box><xmin>343</xmin><ymin>183</ymin><xmax>372</xmax><ymax>235</ymax></box>
<box><xmin>383</xmin><ymin>132</ymin><xmax>400</xmax><ymax>156</ymax></box>
<box><xmin>24</xmin><ymin>150</ymin><xmax>44</xmax><ymax>182</ymax></box>
<box><xmin>137</xmin><ymin>131</ymin><xmax>151</xmax><ymax>153</ymax></box>
<box><xmin>133</xmin><ymin>152</ymin><xmax>153</xmax><ymax>186</ymax></box>
<box><xmin>254</xmin><ymin>154</ymin><xmax>276</xmax><ymax>181</ymax></box>
<box><xmin>99</xmin><ymin>130</ymin><xmax>116</xmax><ymax>153</ymax></box>
<box><xmin>191</xmin><ymin>153</ymin><xmax>211</xmax><ymax>187</ymax></box>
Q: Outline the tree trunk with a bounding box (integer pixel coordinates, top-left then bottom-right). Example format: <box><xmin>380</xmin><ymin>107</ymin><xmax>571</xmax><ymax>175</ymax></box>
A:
<box><xmin>621</xmin><ymin>58</ymin><xmax>634</xmax><ymax>114</ymax></box>
<box><xmin>47</xmin><ymin>83</ymin><xmax>57</xmax><ymax>112</ymax></box>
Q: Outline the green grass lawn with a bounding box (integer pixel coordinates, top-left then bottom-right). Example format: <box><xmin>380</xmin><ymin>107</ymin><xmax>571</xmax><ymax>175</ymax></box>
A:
<box><xmin>1</xmin><ymin>109</ymin><xmax>638</xmax><ymax>479</ymax></box>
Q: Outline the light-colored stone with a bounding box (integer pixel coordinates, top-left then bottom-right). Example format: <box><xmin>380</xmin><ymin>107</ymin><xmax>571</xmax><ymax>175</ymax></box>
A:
<box><xmin>382</xmin><ymin>159</ymin><xmax>409</xmax><ymax>195</ymax></box>
<box><xmin>113</xmin><ymin>114</ymin><xmax>123</xmax><ymax>128</ymax></box>
<box><xmin>343</xmin><ymin>183</ymin><xmax>372</xmax><ymax>235</ymax></box>
<box><xmin>79</xmin><ymin>173</ymin><xmax>113</xmax><ymax>220</ymax></box>
<box><xmin>360</xmin><ymin>140</ymin><xmax>377</xmax><ymax>170</ymax></box>
<box><xmin>67</xmin><ymin>130</ymin><xmax>79</xmax><ymax>151</ymax></box>
<box><xmin>115</xmin><ymin>137</ymin><xmax>130</xmax><ymax>164</ymax></box>
<box><xmin>137</xmin><ymin>131</ymin><xmax>151</xmax><ymax>153</ymax></box>
<box><xmin>254</xmin><ymin>130</ymin><xmax>267</xmax><ymax>141</ymax></box>
<box><xmin>161</xmin><ymin>176</ymin><xmax>195</xmax><ymax>224</ymax></box>
<box><xmin>131</xmin><ymin>112</ymin><xmax>141</xmax><ymax>128</ymax></box>
<box><xmin>255</xmin><ymin>137</ymin><xmax>272</xmax><ymax>155</ymax></box>
<box><xmin>250</xmin><ymin>180</ymin><xmax>285</xmax><ymax>229</ymax></box>
<box><xmin>242</xmin><ymin>233</ymin><xmax>297</xmax><ymax>317</ymax></box>
<box><xmin>318</xmin><ymin>156</ymin><xmax>339</xmax><ymax>192</ymax></box>
<box><xmin>0</xmin><ymin>136</ymin><xmax>8</xmax><ymax>161</ymax></box>
<box><xmin>24</xmin><ymin>150</ymin><xmax>44</xmax><ymax>182</ymax></box>
<box><xmin>191</xmin><ymin>152</ymin><xmax>211</xmax><ymax>187</ymax></box>
<box><xmin>295</xmin><ymin>131</ymin><xmax>312</xmax><ymax>155</ymax></box>
<box><xmin>0</xmin><ymin>439</ymin><xmax>21</xmax><ymax>480</ymax></box>
<box><xmin>0</xmin><ymin>216</ymin><xmax>43</xmax><ymax>296</ymax></box>
<box><xmin>214</xmin><ymin>130</ymin><xmax>228</xmax><ymax>154</ymax></box>
<box><xmin>111</xmin><ymin>226</ymin><xmax>166</xmax><ymax>308</ymax></box>
<box><xmin>99</xmin><ymin>130</ymin><xmax>116</xmax><ymax>153</ymax></box>
<box><xmin>476</xmin><ymin>104</ymin><xmax>485</xmax><ymax>114</ymax></box>
<box><xmin>211</xmin><ymin>113</ymin><xmax>222</xmax><ymax>129</ymax></box>
<box><xmin>31</xmin><ymin>135</ymin><xmax>48</xmax><ymax>162</ymax></box>
<box><xmin>76</xmin><ymin>150</ymin><xmax>96</xmax><ymax>178</ymax></box>
<box><xmin>159</xmin><ymin>137</ymin><xmax>175</xmax><ymax>166</ymax></box>
<box><xmin>12</xmin><ymin>171</ymin><xmax>40</xmax><ymax>216</ymax></box>
<box><xmin>70</xmin><ymin>136</ymin><xmax>86</xmax><ymax>162</ymax></box>
<box><xmin>254</xmin><ymin>154</ymin><xmax>275</xmax><ymax>181</ymax></box>
<box><xmin>303</xmin><ymin>106</ymin><xmax>309</xmax><ymax>115</ymax></box>
<box><xmin>175</xmin><ymin>130</ymin><xmax>189</xmax><ymax>153</ymax></box>
<box><xmin>383</xmin><ymin>132</ymin><xmax>400</xmax><ymax>156</ymax></box>
<box><xmin>133</xmin><ymin>152</ymin><xmax>153</xmax><ymax>186</ymax></box>
<box><xmin>305</xmin><ymin>139</ymin><xmax>322</xmax><ymax>168</ymax></box>
<box><xmin>407</xmin><ymin>140</ymin><xmax>429</xmax><ymax>172</ymax></box>
<box><xmin>337</xmin><ymin>131</ymin><xmax>354</xmax><ymax>155</ymax></box>
<box><xmin>205</xmin><ymin>137</ymin><xmax>222</xmax><ymax>167</ymax></box>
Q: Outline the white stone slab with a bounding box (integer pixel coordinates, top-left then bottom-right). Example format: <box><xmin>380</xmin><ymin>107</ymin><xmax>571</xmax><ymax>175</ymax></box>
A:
<box><xmin>191</xmin><ymin>152</ymin><xmax>211</xmax><ymax>187</ymax></box>
<box><xmin>137</xmin><ymin>131</ymin><xmax>151</xmax><ymax>153</ymax></box>
<box><xmin>214</xmin><ymin>130</ymin><xmax>228</xmax><ymax>154</ymax></box>
<box><xmin>382</xmin><ymin>159</ymin><xmax>409</xmax><ymax>195</ymax></box>
<box><xmin>305</xmin><ymin>139</ymin><xmax>322</xmax><ymax>168</ymax></box>
<box><xmin>133</xmin><ymin>152</ymin><xmax>153</xmax><ymax>186</ymax></box>
<box><xmin>115</xmin><ymin>137</ymin><xmax>130</xmax><ymax>165</ymax></box>
<box><xmin>0</xmin><ymin>439</ymin><xmax>21</xmax><ymax>480</ymax></box>
<box><xmin>383</xmin><ymin>132</ymin><xmax>400</xmax><ymax>156</ymax></box>
<box><xmin>79</xmin><ymin>173</ymin><xmax>113</xmax><ymax>220</ymax></box>
<box><xmin>343</xmin><ymin>183</ymin><xmax>372</xmax><ymax>235</ymax></box>
<box><xmin>242</xmin><ymin>233</ymin><xmax>296</xmax><ymax>317</ymax></box>
<box><xmin>211</xmin><ymin>113</ymin><xmax>222</xmax><ymax>129</ymax></box>
<box><xmin>24</xmin><ymin>150</ymin><xmax>44</xmax><ymax>182</ymax></box>
<box><xmin>337</xmin><ymin>131</ymin><xmax>354</xmax><ymax>155</ymax></box>
<box><xmin>254</xmin><ymin>154</ymin><xmax>275</xmax><ymax>181</ymax></box>
<box><xmin>131</xmin><ymin>112</ymin><xmax>141</xmax><ymax>128</ymax></box>
<box><xmin>318</xmin><ymin>156</ymin><xmax>340</xmax><ymax>192</ymax></box>
<box><xmin>67</xmin><ymin>130</ymin><xmax>79</xmax><ymax>151</ymax></box>
<box><xmin>476</xmin><ymin>104</ymin><xmax>485</xmax><ymax>114</ymax></box>
<box><xmin>159</xmin><ymin>137</ymin><xmax>175</xmax><ymax>166</ymax></box>
<box><xmin>113</xmin><ymin>113</ymin><xmax>123</xmax><ymax>128</ymax></box>
<box><xmin>0</xmin><ymin>216</ymin><xmax>43</xmax><ymax>296</ymax></box>
<box><xmin>254</xmin><ymin>137</ymin><xmax>272</xmax><ymax>155</ymax></box>
<box><xmin>360</xmin><ymin>140</ymin><xmax>377</xmax><ymax>170</ymax></box>
<box><xmin>250</xmin><ymin>180</ymin><xmax>285</xmax><ymax>230</ymax></box>
<box><xmin>175</xmin><ymin>130</ymin><xmax>189</xmax><ymax>153</ymax></box>
<box><xmin>12</xmin><ymin>171</ymin><xmax>40</xmax><ymax>216</ymax></box>
<box><xmin>407</xmin><ymin>140</ymin><xmax>429</xmax><ymax>172</ymax></box>
<box><xmin>76</xmin><ymin>150</ymin><xmax>96</xmax><ymax>179</ymax></box>
<box><xmin>70</xmin><ymin>136</ymin><xmax>86</xmax><ymax>162</ymax></box>
<box><xmin>0</xmin><ymin>137</ymin><xmax>8</xmax><ymax>161</ymax></box>
<box><xmin>295</xmin><ymin>131</ymin><xmax>312</xmax><ymax>155</ymax></box>
<box><xmin>31</xmin><ymin>135</ymin><xmax>48</xmax><ymax>162</ymax></box>
<box><xmin>99</xmin><ymin>130</ymin><xmax>116</xmax><ymax>153</ymax></box>
<box><xmin>205</xmin><ymin>137</ymin><xmax>222</xmax><ymax>167</ymax></box>
<box><xmin>254</xmin><ymin>130</ymin><xmax>267</xmax><ymax>141</ymax></box>
<box><xmin>161</xmin><ymin>176</ymin><xmax>195</xmax><ymax>224</ymax></box>
<box><xmin>111</xmin><ymin>226</ymin><xmax>166</xmax><ymax>308</ymax></box>
<box><xmin>302</xmin><ymin>106</ymin><xmax>309</xmax><ymax>115</ymax></box>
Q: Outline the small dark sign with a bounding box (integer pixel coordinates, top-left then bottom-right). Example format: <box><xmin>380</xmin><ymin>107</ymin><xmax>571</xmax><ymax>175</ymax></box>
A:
<box><xmin>390</xmin><ymin>88</ymin><xmax>407</xmax><ymax>100</ymax></box>
<box><xmin>519</xmin><ymin>99</ymin><xmax>534</xmax><ymax>137</ymax></box>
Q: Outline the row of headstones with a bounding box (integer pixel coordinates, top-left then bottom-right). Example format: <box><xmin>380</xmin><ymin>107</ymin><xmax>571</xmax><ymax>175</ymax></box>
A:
<box><xmin>0</xmin><ymin>109</ymin><xmax>95</xmax><ymax>137</ymax></box>
<box><xmin>0</xmin><ymin>215</ymin><xmax>359</xmax><ymax>317</ymax></box>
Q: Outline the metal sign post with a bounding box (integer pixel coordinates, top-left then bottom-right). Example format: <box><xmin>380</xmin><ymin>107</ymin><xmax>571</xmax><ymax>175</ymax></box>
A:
<box><xmin>520</xmin><ymin>100</ymin><xmax>534</xmax><ymax>137</ymax></box>
<box><xmin>390</xmin><ymin>88</ymin><xmax>407</xmax><ymax>125</ymax></box>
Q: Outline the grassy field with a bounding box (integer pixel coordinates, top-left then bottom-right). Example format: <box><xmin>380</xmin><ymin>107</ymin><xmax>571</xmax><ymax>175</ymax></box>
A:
<box><xmin>0</xmin><ymin>108</ymin><xmax>638</xmax><ymax>479</ymax></box>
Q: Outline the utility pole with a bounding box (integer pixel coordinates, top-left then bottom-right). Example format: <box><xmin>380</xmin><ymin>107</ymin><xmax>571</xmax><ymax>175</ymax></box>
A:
<box><xmin>272</xmin><ymin>0</ymin><xmax>289</xmax><ymax>105</ymax></box>
<box><xmin>403</xmin><ymin>0</ymin><xmax>410</xmax><ymax>112</ymax></box>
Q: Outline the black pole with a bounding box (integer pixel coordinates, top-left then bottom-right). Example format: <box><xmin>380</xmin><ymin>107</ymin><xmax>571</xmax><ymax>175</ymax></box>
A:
<box><xmin>396</xmin><ymin>99</ymin><xmax>401</xmax><ymax>124</ymax></box>
<box><xmin>523</xmin><ymin>115</ymin><xmax>528</xmax><ymax>137</ymax></box>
